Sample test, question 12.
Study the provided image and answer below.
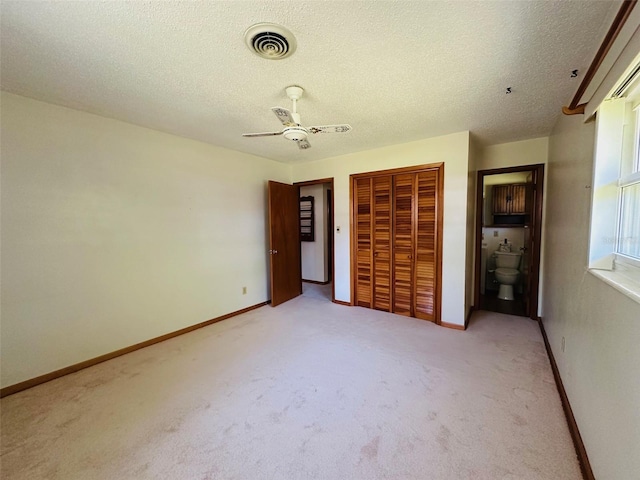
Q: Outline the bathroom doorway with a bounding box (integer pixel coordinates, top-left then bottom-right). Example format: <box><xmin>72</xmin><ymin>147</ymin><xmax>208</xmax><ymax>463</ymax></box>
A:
<box><xmin>474</xmin><ymin>165</ymin><xmax>544</xmax><ymax>319</ymax></box>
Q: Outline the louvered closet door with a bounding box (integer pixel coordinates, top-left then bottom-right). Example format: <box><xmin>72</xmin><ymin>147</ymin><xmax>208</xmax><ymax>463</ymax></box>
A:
<box><xmin>355</xmin><ymin>177</ymin><xmax>372</xmax><ymax>307</ymax></box>
<box><xmin>393</xmin><ymin>173</ymin><xmax>415</xmax><ymax>316</ymax></box>
<box><xmin>372</xmin><ymin>176</ymin><xmax>392</xmax><ymax>311</ymax></box>
<box><xmin>414</xmin><ymin>170</ymin><xmax>438</xmax><ymax>321</ymax></box>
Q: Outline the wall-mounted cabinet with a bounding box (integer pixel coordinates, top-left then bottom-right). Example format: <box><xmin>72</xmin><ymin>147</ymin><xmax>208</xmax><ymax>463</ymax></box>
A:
<box><xmin>491</xmin><ymin>183</ymin><xmax>532</xmax><ymax>225</ymax></box>
<box><xmin>492</xmin><ymin>184</ymin><xmax>528</xmax><ymax>215</ymax></box>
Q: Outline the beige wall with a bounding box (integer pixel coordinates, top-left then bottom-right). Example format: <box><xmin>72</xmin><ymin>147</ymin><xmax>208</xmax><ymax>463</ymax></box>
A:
<box><xmin>478</xmin><ymin>137</ymin><xmax>549</xmax><ymax>170</ymax></box>
<box><xmin>479</xmin><ymin>137</ymin><xmax>549</xmax><ymax>315</ymax></box>
<box><xmin>291</xmin><ymin>131</ymin><xmax>471</xmax><ymax>326</ymax></box>
<box><xmin>0</xmin><ymin>93</ymin><xmax>291</xmax><ymax>387</ymax></box>
<box><xmin>544</xmin><ymin>113</ymin><xmax>640</xmax><ymax>479</ymax></box>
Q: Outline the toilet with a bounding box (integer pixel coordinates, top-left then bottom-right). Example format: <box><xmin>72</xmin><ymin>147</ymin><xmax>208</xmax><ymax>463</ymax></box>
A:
<box><xmin>493</xmin><ymin>251</ymin><xmax>521</xmax><ymax>301</ymax></box>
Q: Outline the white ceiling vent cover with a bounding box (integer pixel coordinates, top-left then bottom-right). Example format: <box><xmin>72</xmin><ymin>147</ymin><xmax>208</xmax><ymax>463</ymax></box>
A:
<box><xmin>244</xmin><ymin>23</ymin><xmax>297</xmax><ymax>60</ymax></box>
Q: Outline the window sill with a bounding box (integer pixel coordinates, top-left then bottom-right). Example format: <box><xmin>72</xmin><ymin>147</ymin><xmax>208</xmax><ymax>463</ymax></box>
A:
<box><xmin>589</xmin><ymin>262</ymin><xmax>640</xmax><ymax>305</ymax></box>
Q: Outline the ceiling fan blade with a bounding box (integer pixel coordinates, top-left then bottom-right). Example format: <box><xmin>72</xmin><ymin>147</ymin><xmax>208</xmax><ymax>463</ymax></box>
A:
<box><xmin>242</xmin><ymin>131</ymin><xmax>283</xmax><ymax>137</ymax></box>
<box><xmin>297</xmin><ymin>138</ymin><xmax>311</xmax><ymax>150</ymax></box>
<box><xmin>308</xmin><ymin>124</ymin><xmax>352</xmax><ymax>134</ymax></box>
<box><xmin>271</xmin><ymin>107</ymin><xmax>296</xmax><ymax>126</ymax></box>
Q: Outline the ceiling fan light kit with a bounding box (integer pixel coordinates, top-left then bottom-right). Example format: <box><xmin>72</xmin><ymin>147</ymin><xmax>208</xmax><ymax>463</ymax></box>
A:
<box><xmin>283</xmin><ymin>127</ymin><xmax>308</xmax><ymax>142</ymax></box>
<box><xmin>242</xmin><ymin>85</ymin><xmax>352</xmax><ymax>150</ymax></box>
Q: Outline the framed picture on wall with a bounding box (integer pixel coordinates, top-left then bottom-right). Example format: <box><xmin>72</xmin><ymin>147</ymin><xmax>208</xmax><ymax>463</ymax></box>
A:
<box><xmin>300</xmin><ymin>196</ymin><xmax>314</xmax><ymax>242</ymax></box>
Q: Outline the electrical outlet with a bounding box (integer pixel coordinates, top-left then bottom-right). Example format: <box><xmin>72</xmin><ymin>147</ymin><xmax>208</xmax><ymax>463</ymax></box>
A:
<box><xmin>494</xmin><ymin>230</ymin><xmax>499</xmax><ymax>237</ymax></box>
<box><xmin>242</xmin><ymin>286</ymin><xmax>247</xmax><ymax>295</ymax></box>
<box><xmin>561</xmin><ymin>336</ymin><xmax>565</xmax><ymax>352</ymax></box>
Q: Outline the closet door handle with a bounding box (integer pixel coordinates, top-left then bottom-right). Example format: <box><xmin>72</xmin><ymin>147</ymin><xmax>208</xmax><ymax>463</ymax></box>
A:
<box><xmin>407</xmin><ymin>254</ymin><xmax>412</xmax><ymax>259</ymax></box>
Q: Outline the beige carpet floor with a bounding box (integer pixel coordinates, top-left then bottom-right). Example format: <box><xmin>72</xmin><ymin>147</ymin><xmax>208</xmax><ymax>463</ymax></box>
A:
<box><xmin>1</xmin><ymin>297</ymin><xmax>581</xmax><ymax>479</ymax></box>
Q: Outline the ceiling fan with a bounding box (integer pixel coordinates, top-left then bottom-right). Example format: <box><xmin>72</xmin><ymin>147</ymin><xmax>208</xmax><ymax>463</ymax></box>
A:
<box><xmin>242</xmin><ymin>85</ymin><xmax>352</xmax><ymax>150</ymax></box>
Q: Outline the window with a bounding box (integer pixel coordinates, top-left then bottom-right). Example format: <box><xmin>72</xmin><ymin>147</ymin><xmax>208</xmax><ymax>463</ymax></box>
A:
<box><xmin>589</xmin><ymin>55</ymin><xmax>640</xmax><ymax>303</ymax></box>
<box><xmin>615</xmin><ymin>78</ymin><xmax>640</xmax><ymax>264</ymax></box>
<box><xmin>634</xmin><ymin>106</ymin><xmax>640</xmax><ymax>172</ymax></box>
<box><xmin>618</xmin><ymin>181</ymin><xmax>640</xmax><ymax>260</ymax></box>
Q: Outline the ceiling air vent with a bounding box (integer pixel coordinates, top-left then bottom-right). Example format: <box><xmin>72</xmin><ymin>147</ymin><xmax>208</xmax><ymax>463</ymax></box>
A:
<box><xmin>244</xmin><ymin>23</ymin><xmax>296</xmax><ymax>60</ymax></box>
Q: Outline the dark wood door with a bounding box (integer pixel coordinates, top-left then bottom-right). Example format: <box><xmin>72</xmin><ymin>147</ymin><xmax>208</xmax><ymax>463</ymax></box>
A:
<box><xmin>327</xmin><ymin>189</ymin><xmax>333</xmax><ymax>281</ymax></box>
<box><xmin>268</xmin><ymin>181</ymin><xmax>302</xmax><ymax>307</ymax></box>
<box><xmin>522</xmin><ymin>223</ymin><xmax>532</xmax><ymax>315</ymax></box>
<box><xmin>526</xmin><ymin>171</ymin><xmax>542</xmax><ymax>319</ymax></box>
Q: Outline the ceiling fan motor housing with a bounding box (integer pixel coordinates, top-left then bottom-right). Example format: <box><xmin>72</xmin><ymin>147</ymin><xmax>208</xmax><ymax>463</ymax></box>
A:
<box><xmin>283</xmin><ymin>127</ymin><xmax>308</xmax><ymax>141</ymax></box>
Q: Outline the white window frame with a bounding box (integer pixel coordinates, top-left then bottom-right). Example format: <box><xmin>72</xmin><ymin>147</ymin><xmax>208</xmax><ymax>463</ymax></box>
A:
<box><xmin>588</xmin><ymin>59</ymin><xmax>640</xmax><ymax>304</ymax></box>
<box><xmin>634</xmin><ymin>106</ymin><xmax>640</xmax><ymax>172</ymax></box>
<box><xmin>614</xmin><ymin>98</ymin><xmax>640</xmax><ymax>268</ymax></box>
<box><xmin>615</xmin><ymin>190</ymin><xmax>640</xmax><ymax>270</ymax></box>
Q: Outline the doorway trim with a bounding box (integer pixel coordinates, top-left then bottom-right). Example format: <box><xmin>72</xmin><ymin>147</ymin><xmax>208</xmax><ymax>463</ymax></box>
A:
<box><xmin>293</xmin><ymin>177</ymin><xmax>335</xmax><ymax>303</ymax></box>
<box><xmin>474</xmin><ymin>164</ymin><xmax>545</xmax><ymax>320</ymax></box>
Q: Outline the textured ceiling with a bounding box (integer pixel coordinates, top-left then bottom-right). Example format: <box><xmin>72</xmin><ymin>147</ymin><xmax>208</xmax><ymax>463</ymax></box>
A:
<box><xmin>0</xmin><ymin>1</ymin><xmax>619</xmax><ymax>163</ymax></box>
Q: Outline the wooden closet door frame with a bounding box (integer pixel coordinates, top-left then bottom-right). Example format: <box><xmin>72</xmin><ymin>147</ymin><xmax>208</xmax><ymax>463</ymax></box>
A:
<box><xmin>350</xmin><ymin>163</ymin><xmax>444</xmax><ymax>324</ymax></box>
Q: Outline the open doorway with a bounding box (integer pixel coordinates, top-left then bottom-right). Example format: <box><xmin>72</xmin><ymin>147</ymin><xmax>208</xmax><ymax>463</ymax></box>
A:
<box><xmin>474</xmin><ymin>165</ymin><xmax>544</xmax><ymax>319</ymax></box>
<box><xmin>295</xmin><ymin>178</ymin><xmax>334</xmax><ymax>302</ymax></box>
